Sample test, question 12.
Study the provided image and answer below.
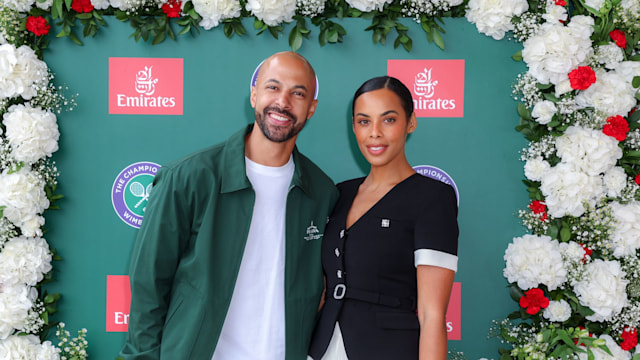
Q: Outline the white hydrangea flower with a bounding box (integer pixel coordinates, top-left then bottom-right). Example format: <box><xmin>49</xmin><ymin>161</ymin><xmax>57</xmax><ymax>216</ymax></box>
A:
<box><xmin>193</xmin><ymin>0</ymin><xmax>242</xmax><ymax>29</ymax></box>
<box><xmin>542</xmin><ymin>3</ymin><xmax>567</xmax><ymax>23</ymax></box>
<box><xmin>503</xmin><ymin>234</ymin><xmax>567</xmax><ymax>290</ymax></box>
<box><xmin>531</xmin><ymin>100</ymin><xmax>557</xmax><ymax>125</ymax></box>
<box><xmin>540</xmin><ymin>162</ymin><xmax>604</xmax><ymax>218</ymax></box>
<box><xmin>554</xmin><ymin>78</ymin><xmax>573</xmax><ymax>96</ymax></box>
<box><xmin>573</xmin><ymin>259</ymin><xmax>628</xmax><ymax>322</ymax></box>
<box><xmin>603</xmin><ymin>166</ymin><xmax>627</xmax><ymax>198</ymax></box>
<box><xmin>521</xmin><ymin>16</ymin><xmax>594</xmax><ymax>85</ymax></box>
<box><xmin>0</xmin><ymin>236</ymin><xmax>53</xmax><ymax>286</ymax></box>
<box><xmin>555</xmin><ymin>125</ymin><xmax>622</xmax><ymax>176</ymax></box>
<box><xmin>345</xmin><ymin>0</ymin><xmax>392</xmax><ymax>11</ymax></box>
<box><xmin>0</xmin><ymin>334</ymin><xmax>60</xmax><ymax>359</ymax></box>
<box><xmin>614</xmin><ymin>60</ymin><xmax>640</xmax><ymax>84</ymax></box>
<box><xmin>575</xmin><ymin>69</ymin><xmax>637</xmax><ymax>117</ymax></box>
<box><xmin>543</xmin><ymin>299</ymin><xmax>571</xmax><ymax>322</ymax></box>
<box><xmin>0</xmin><ymin>167</ymin><xmax>49</xmax><ymax>237</ymax></box>
<box><xmin>559</xmin><ymin>241</ymin><xmax>586</xmax><ymax>263</ymax></box>
<box><xmin>465</xmin><ymin>0</ymin><xmax>528</xmax><ymax>40</ymax></box>
<box><xmin>577</xmin><ymin>334</ymin><xmax>631</xmax><ymax>360</ymax></box>
<box><xmin>90</xmin><ymin>0</ymin><xmax>111</xmax><ymax>9</ymax></box>
<box><xmin>524</xmin><ymin>157</ymin><xmax>550</xmax><ymax>181</ymax></box>
<box><xmin>35</xmin><ymin>0</ymin><xmax>53</xmax><ymax>10</ymax></box>
<box><xmin>246</xmin><ymin>0</ymin><xmax>296</xmax><ymax>26</ymax></box>
<box><xmin>594</xmin><ymin>43</ymin><xmax>624</xmax><ymax>70</ymax></box>
<box><xmin>0</xmin><ymin>0</ymin><xmax>35</xmax><ymax>12</ymax></box>
<box><xmin>609</xmin><ymin>201</ymin><xmax>640</xmax><ymax>258</ymax></box>
<box><xmin>0</xmin><ymin>44</ymin><xmax>48</xmax><ymax>100</ymax></box>
<box><xmin>0</xmin><ymin>285</ymin><xmax>37</xmax><ymax>340</ymax></box>
<box><xmin>3</xmin><ymin>104</ymin><xmax>59</xmax><ymax>164</ymax></box>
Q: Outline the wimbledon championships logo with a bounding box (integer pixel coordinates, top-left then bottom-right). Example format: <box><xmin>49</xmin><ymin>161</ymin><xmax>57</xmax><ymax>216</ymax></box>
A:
<box><xmin>111</xmin><ymin>162</ymin><xmax>160</xmax><ymax>228</ymax></box>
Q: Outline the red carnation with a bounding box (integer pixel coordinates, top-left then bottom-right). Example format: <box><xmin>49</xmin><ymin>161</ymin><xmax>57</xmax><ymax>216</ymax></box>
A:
<box><xmin>519</xmin><ymin>288</ymin><xmax>549</xmax><ymax>315</ymax></box>
<box><xmin>162</xmin><ymin>0</ymin><xmax>182</xmax><ymax>18</ymax></box>
<box><xmin>528</xmin><ymin>200</ymin><xmax>548</xmax><ymax>221</ymax></box>
<box><xmin>554</xmin><ymin>0</ymin><xmax>566</xmax><ymax>5</ymax></box>
<box><xmin>25</xmin><ymin>16</ymin><xmax>50</xmax><ymax>36</ymax></box>
<box><xmin>635</xmin><ymin>173</ymin><xmax>640</xmax><ymax>185</ymax></box>
<box><xmin>610</xmin><ymin>29</ymin><xmax>627</xmax><ymax>49</ymax></box>
<box><xmin>568</xmin><ymin>66</ymin><xmax>596</xmax><ymax>90</ymax></box>
<box><xmin>71</xmin><ymin>0</ymin><xmax>94</xmax><ymax>13</ymax></box>
<box><xmin>621</xmin><ymin>327</ymin><xmax>638</xmax><ymax>351</ymax></box>
<box><xmin>602</xmin><ymin>115</ymin><xmax>629</xmax><ymax>141</ymax></box>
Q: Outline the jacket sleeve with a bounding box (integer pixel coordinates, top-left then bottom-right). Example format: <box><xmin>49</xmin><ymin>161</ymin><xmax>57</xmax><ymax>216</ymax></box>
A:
<box><xmin>119</xmin><ymin>166</ymin><xmax>191</xmax><ymax>359</ymax></box>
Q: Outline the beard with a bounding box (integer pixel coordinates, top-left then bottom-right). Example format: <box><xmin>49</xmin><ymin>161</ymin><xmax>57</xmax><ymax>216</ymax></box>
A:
<box><xmin>255</xmin><ymin>106</ymin><xmax>305</xmax><ymax>143</ymax></box>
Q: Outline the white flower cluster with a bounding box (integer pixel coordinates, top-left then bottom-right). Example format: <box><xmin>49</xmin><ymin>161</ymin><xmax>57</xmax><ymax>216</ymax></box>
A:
<box><xmin>504</xmin><ymin>234</ymin><xmax>567</xmax><ymax>290</ymax></box>
<box><xmin>0</xmin><ymin>167</ymin><xmax>49</xmax><ymax>238</ymax></box>
<box><xmin>193</xmin><ymin>0</ymin><xmax>242</xmax><ymax>30</ymax></box>
<box><xmin>522</xmin><ymin>16</ymin><xmax>594</xmax><ymax>85</ymax></box>
<box><xmin>0</xmin><ymin>44</ymin><xmax>48</xmax><ymax>100</ymax></box>
<box><xmin>465</xmin><ymin>0</ymin><xmax>529</xmax><ymax>40</ymax></box>
<box><xmin>401</xmin><ymin>0</ymin><xmax>462</xmax><ymax>19</ymax></box>
<box><xmin>577</xmin><ymin>334</ymin><xmax>631</xmax><ymax>360</ymax></box>
<box><xmin>3</xmin><ymin>104</ymin><xmax>59</xmax><ymax>164</ymax></box>
<box><xmin>573</xmin><ymin>259</ymin><xmax>629</xmax><ymax>322</ymax></box>
<box><xmin>346</xmin><ymin>0</ymin><xmax>393</xmax><ymax>12</ymax></box>
<box><xmin>247</xmin><ymin>0</ymin><xmax>297</xmax><ymax>26</ymax></box>
<box><xmin>575</xmin><ymin>68</ymin><xmax>637</xmax><ymax>117</ymax></box>
<box><xmin>0</xmin><ymin>334</ymin><xmax>59</xmax><ymax>359</ymax></box>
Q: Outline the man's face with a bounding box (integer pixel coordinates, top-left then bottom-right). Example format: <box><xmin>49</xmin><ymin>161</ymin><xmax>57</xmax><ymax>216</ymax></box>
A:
<box><xmin>250</xmin><ymin>54</ymin><xmax>318</xmax><ymax>143</ymax></box>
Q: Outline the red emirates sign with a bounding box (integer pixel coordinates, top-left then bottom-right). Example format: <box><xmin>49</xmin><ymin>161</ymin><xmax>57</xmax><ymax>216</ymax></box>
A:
<box><xmin>446</xmin><ymin>282</ymin><xmax>462</xmax><ymax>340</ymax></box>
<box><xmin>106</xmin><ymin>275</ymin><xmax>131</xmax><ymax>332</ymax></box>
<box><xmin>387</xmin><ymin>59</ymin><xmax>465</xmax><ymax>118</ymax></box>
<box><xmin>109</xmin><ymin>57</ymin><xmax>183</xmax><ymax>115</ymax></box>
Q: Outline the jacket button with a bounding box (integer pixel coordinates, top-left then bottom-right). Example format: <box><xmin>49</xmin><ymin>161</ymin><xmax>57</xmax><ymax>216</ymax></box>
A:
<box><xmin>337</xmin><ymin>270</ymin><xmax>342</xmax><ymax>278</ymax></box>
<box><xmin>334</xmin><ymin>248</ymin><xmax>340</xmax><ymax>257</ymax></box>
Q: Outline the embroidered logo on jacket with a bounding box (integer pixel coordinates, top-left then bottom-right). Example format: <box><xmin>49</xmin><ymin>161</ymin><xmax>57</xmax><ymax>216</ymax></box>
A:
<box><xmin>304</xmin><ymin>221</ymin><xmax>323</xmax><ymax>241</ymax></box>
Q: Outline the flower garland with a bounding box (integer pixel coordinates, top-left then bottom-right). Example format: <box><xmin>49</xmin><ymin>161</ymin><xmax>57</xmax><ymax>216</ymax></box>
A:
<box><xmin>0</xmin><ymin>0</ymin><xmax>638</xmax><ymax>357</ymax></box>
<box><xmin>465</xmin><ymin>0</ymin><xmax>640</xmax><ymax>356</ymax></box>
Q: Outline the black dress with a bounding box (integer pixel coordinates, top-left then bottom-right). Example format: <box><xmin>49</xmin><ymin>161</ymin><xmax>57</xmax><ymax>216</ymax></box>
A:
<box><xmin>308</xmin><ymin>173</ymin><xmax>459</xmax><ymax>360</ymax></box>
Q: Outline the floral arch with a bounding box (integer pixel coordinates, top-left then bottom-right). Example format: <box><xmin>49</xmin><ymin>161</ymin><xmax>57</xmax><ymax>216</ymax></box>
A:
<box><xmin>0</xmin><ymin>0</ymin><xmax>639</xmax><ymax>357</ymax></box>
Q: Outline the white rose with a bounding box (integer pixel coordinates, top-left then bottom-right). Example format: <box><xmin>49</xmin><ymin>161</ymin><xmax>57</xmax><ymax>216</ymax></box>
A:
<box><xmin>573</xmin><ymin>259</ymin><xmax>628</xmax><ymax>322</ymax></box>
<box><xmin>524</xmin><ymin>157</ymin><xmax>550</xmax><ymax>181</ymax></box>
<box><xmin>246</xmin><ymin>0</ymin><xmax>296</xmax><ymax>26</ymax></box>
<box><xmin>609</xmin><ymin>201</ymin><xmax>640</xmax><ymax>258</ymax></box>
<box><xmin>465</xmin><ymin>0</ymin><xmax>528</xmax><ymax>40</ymax></box>
<box><xmin>0</xmin><ymin>285</ymin><xmax>36</xmax><ymax>339</ymax></box>
<box><xmin>542</xmin><ymin>299</ymin><xmax>571</xmax><ymax>322</ymax></box>
<box><xmin>531</xmin><ymin>100</ymin><xmax>557</xmax><ymax>125</ymax></box>
<box><xmin>540</xmin><ymin>162</ymin><xmax>604</xmax><ymax>218</ymax></box>
<box><xmin>603</xmin><ymin>166</ymin><xmax>627</xmax><ymax>198</ymax></box>
<box><xmin>3</xmin><ymin>103</ymin><xmax>59</xmax><ymax>164</ymax></box>
<box><xmin>575</xmin><ymin>69</ymin><xmax>637</xmax><ymax>117</ymax></box>
<box><xmin>503</xmin><ymin>234</ymin><xmax>567</xmax><ymax>290</ymax></box>
<box><xmin>0</xmin><ymin>167</ymin><xmax>49</xmax><ymax>237</ymax></box>
<box><xmin>193</xmin><ymin>0</ymin><xmax>242</xmax><ymax>29</ymax></box>
<box><xmin>555</xmin><ymin>125</ymin><xmax>621</xmax><ymax>176</ymax></box>
<box><xmin>0</xmin><ymin>236</ymin><xmax>53</xmax><ymax>286</ymax></box>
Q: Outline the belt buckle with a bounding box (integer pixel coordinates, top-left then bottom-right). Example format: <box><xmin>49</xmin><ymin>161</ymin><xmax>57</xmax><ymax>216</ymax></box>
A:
<box><xmin>333</xmin><ymin>284</ymin><xmax>346</xmax><ymax>300</ymax></box>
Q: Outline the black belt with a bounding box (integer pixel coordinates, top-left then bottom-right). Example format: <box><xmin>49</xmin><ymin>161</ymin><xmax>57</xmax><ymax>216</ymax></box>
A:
<box><xmin>332</xmin><ymin>284</ymin><xmax>417</xmax><ymax>311</ymax></box>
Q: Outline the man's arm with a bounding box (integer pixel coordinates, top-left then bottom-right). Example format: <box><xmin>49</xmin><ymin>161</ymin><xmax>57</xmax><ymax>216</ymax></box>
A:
<box><xmin>119</xmin><ymin>167</ymin><xmax>190</xmax><ymax>359</ymax></box>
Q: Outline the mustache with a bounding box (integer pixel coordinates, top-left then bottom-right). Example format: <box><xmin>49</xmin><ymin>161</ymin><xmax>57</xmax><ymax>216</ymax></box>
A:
<box><xmin>264</xmin><ymin>106</ymin><xmax>297</xmax><ymax>123</ymax></box>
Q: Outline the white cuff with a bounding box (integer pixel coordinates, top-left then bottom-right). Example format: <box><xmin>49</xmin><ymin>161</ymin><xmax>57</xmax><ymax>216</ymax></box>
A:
<box><xmin>414</xmin><ymin>249</ymin><xmax>457</xmax><ymax>272</ymax></box>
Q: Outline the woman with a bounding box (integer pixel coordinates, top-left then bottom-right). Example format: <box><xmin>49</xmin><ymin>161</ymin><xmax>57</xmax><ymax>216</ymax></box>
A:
<box><xmin>308</xmin><ymin>76</ymin><xmax>459</xmax><ymax>360</ymax></box>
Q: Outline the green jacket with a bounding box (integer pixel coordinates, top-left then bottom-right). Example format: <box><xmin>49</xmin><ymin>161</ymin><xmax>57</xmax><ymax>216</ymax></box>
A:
<box><xmin>120</xmin><ymin>125</ymin><xmax>338</xmax><ymax>360</ymax></box>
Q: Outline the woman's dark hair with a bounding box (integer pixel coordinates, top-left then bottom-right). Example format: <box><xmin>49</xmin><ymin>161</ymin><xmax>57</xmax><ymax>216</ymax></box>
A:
<box><xmin>352</xmin><ymin>76</ymin><xmax>414</xmax><ymax>119</ymax></box>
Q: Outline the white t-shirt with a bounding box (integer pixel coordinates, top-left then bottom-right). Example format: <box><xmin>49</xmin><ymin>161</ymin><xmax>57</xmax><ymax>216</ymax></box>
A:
<box><xmin>211</xmin><ymin>156</ymin><xmax>294</xmax><ymax>360</ymax></box>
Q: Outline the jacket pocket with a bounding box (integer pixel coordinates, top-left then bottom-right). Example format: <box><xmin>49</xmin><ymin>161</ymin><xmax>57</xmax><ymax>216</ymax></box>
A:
<box><xmin>375</xmin><ymin>311</ymin><xmax>419</xmax><ymax>330</ymax></box>
<box><xmin>161</xmin><ymin>282</ymin><xmax>205</xmax><ymax>359</ymax></box>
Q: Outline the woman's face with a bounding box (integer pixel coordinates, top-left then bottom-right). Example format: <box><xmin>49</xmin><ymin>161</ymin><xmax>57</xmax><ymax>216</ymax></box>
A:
<box><xmin>352</xmin><ymin>88</ymin><xmax>416</xmax><ymax>169</ymax></box>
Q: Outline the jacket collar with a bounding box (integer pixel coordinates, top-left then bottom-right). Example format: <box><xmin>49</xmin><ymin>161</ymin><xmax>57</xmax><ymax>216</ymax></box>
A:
<box><xmin>220</xmin><ymin>124</ymin><xmax>311</xmax><ymax>196</ymax></box>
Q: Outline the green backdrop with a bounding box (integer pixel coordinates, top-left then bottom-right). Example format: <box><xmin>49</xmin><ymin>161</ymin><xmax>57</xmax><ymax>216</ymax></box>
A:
<box><xmin>43</xmin><ymin>16</ymin><xmax>526</xmax><ymax>359</ymax></box>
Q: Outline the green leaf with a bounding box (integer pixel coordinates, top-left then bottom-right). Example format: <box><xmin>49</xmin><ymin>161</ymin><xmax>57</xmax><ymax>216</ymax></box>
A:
<box><xmin>327</xmin><ymin>28</ymin><xmax>338</xmax><ymax>43</ymax></box>
<box><xmin>633</xmin><ymin>76</ymin><xmax>640</xmax><ymax>89</ymax></box>
<box><xmin>289</xmin><ymin>27</ymin><xmax>302</xmax><ymax>51</ymax></box>
<box><xmin>509</xmin><ymin>285</ymin><xmax>524</xmax><ymax>302</ymax></box>
<box><xmin>0</xmin><ymin>206</ymin><xmax>4</xmax><ymax>218</ymax></box>
<box><xmin>560</xmin><ymin>226</ymin><xmax>571</xmax><ymax>242</ymax></box>
<box><xmin>512</xmin><ymin>50</ymin><xmax>522</xmax><ymax>61</ymax></box>
<box><xmin>432</xmin><ymin>30</ymin><xmax>444</xmax><ymax>50</ymax></box>
<box><xmin>152</xmin><ymin>29</ymin><xmax>166</xmax><ymax>44</ymax></box>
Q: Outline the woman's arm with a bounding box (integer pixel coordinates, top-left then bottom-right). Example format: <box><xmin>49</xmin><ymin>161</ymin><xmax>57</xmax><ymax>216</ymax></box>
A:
<box><xmin>416</xmin><ymin>264</ymin><xmax>455</xmax><ymax>360</ymax></box>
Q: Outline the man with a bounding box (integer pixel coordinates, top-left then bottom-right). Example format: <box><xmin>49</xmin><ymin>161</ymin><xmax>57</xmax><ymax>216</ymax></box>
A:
<box><xmin>120</xmin><ymin>51</ymin><xmax>338</xmax><ymax>360</ymax></box>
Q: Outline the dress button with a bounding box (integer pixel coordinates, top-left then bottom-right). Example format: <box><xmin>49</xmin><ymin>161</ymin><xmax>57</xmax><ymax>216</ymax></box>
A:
<box><xmin>337</xmin><ymin>270</ymin><xmax>342</xmax><ymax>278</ymax></box>
<box><xmin>340</xmin><ymin>229</ymin><xmax>345</xmax><ymax>238</ymax></box>
<box><xmin>334</xmin><ymin>248</ymin><xmax>340</xmax><ymax>257</ymax></box>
